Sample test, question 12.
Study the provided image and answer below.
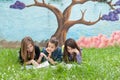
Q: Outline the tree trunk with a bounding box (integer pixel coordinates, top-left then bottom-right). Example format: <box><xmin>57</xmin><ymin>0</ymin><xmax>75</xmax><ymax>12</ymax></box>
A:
<box><xmin>52</xmin><ymin>26</ymin><xmax>67</xmax><ymax>47</ymax></box>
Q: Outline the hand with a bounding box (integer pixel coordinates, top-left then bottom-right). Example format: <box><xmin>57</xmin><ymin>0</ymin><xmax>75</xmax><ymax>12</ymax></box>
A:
<box><xmin>46</xmin><ymin>48</ymin><xmax>52</xmax><ymax>57</ymax></box>
<box><xmin>47</xmin><ymin>57</ymin><xmax>56</xmax><ymax>65</ymax></box>
<box><xmin>37</xmin><ymin>53</ymin><xmax>47</xmax><ymax>64</ymax></box>
<box><xmin>41</xmin><ymin>52</ymin><xmax>49</xmax><ymax>60</ymax></box>
<box><xmin>25</xmin><ymin>59</ymin><xmax>39</xmax><ymax>67</ymax></box>
<box><xmin>31</xmin><ymin>59</ymin><xmax>39</xmax><ymax>67</ymax></box>
<box><xmin>46</xmin><ymin>48</ymin><xmax>52</xmax><ymax>54</ymax></box>
<box><xmin>73</xmin><ymin>48</ymin><xmax>79</xmax><ymax>55</ymax></box>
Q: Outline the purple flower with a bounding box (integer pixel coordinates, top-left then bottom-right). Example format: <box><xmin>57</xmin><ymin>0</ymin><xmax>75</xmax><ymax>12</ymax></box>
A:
<box><xmin>110</xmin><ymin>14</ymin><xmax>119</xmax><ymax>21</ymax></box>
<box><xmin>113</xmin><ymin>10</ymin><xmax>119</xmax><ymax>14</ymax></box>
<box><xmin>15</xmin><ymin>1</ymin><xmax>21</xmax><ymax>5</ymax></box>
<box><xmin>101</xmin><ymin>14</ymin><xmax>110</xmax><ymax>21</ymax></box>
<box><xmin>101</xmin><ymin>14</ymin><xmax>106</xmax><ymax>20</ymax></box>
<box><xmin>109</xmin><ymin>12</ymin><xmax>115</xmax><ymax>17</ymax></box>
<box><xmin>115</xmin><ymin>8</ymin><xmax>120</xmax><ymax>14</ymax></box>
<box><xmin>115</xmin><ymin>0</ymin><xmax>120</xmax><ymax>6</ymax></box>
<box><xmin>114</xmin><ymin>15</ymin><xmax>119</xmax><ymax>20</ymax></box>
<box><xmin>101</xmin><ymin>11</ymin><xmax>119</xmax><ymax>21</ymax></box>
<box><xmin>9</xmin><ymin>1</ymin><xmax>25</xmax><ymax>10</ymax></box>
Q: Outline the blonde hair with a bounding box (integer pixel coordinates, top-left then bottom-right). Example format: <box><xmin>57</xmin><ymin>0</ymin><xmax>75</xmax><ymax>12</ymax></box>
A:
<box><xmin>21</xmin><ymin>36</ymin><xmax>35</xmax><ymax>62</ymax></box>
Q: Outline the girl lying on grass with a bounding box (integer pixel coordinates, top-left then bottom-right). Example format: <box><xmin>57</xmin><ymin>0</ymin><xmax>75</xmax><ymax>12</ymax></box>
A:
<box><xmin>63</xmin><ymin>38</ymin><xmax>82</xmax><ymax>64</ymax></box>
<box><xmin>19</xmin><ymin>36</ymin><xmax>45</xmax><ymax>67</ymax></box>
<box><xmin>37</xmin><ymin>37</ymin><xmax>63</xmax><ymax>65</ymax></box>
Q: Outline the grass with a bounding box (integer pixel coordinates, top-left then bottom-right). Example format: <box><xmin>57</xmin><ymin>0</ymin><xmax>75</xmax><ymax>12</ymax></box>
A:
<box><xmin>0</xmin><ymin>46</ymin><xmax>120</xmax><ymax>80</ymax></box>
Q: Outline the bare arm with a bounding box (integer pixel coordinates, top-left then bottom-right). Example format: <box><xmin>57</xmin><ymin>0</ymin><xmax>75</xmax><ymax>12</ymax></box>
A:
<box><xmin>25</xmin><ymin>59</ymin><xmax>39</xmax><ymax>67</ymax></box>
<box><xmin>47</xmin><ymin>57</ymin><xmax>57</xmax><ymax>65</ymax></box>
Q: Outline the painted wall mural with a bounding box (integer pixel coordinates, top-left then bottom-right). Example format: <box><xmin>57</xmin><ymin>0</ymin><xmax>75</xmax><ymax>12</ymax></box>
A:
<box><xmin>0</xmin><ymin>0</ymin><xmax>120</xmax><ymax>48</ymax></box>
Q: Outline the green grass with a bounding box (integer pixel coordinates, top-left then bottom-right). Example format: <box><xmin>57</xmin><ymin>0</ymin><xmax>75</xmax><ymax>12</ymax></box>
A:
<box><xmin>0</xmin><ymin>46</ymin><xmax>120</xmax><ymax>80</ymax></box>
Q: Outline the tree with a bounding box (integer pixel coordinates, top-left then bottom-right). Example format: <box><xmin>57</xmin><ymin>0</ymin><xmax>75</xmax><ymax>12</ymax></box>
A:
<box><xmin>10</xmin><ymin>0</ymin><xmax>120</xmax><ymax>46</ymax></box>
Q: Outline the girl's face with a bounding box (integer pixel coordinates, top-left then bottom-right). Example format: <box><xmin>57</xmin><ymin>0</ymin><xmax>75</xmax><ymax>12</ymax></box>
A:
<box><xmin>47</xmin><ymin>42</ymin><xmax>56</xmax><ymax>53</ymax></box>
<box><xmin>27</xmin><ymin>43</ymin><xmax>34</xmax><ymax>53</ymax></box>
<box><xmin>67</xmin><ymin>46</ymin><xmax>74</xmax><ymax>54</ymax></box>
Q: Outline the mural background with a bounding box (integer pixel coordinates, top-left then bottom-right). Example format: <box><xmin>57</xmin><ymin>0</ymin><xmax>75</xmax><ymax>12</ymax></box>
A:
<box><xmin>0</xmin><ymin>0</ymin><xmax>120</xmax><ymax>42</ymax></box>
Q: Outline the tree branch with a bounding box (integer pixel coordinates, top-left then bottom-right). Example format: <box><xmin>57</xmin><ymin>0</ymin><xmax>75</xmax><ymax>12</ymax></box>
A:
<box><xmin>92</xmin><ymin>0</ymin><xmax>115</xmax><ymax>10</ymax></box>
<box><xmin>26</xmin><ymin>4</ymin><xmax>36</xmax><ymax>7</ymax></box>
<box><xmin>63</xmin><ymin>4</ymin><xmax>73</xmax><ymax>22</ymax></box>
<box><xmin>42</xmin><ymin>0</ymin><xmax>45</xmax><ymax>4</ymax></box>
<box><xmin>63</xmin><ymin>0</ymin><xmax>111</xmax><ymax>25</ymax></box>
<box><xmin>79</xmin><ymin>10</ymin><xmax>101</xmax><ymax>25</ymax></box>
<box><xmin>107</xmin><ymin>0</ymin><xmax>115</xmax><ymax>10</ymax></box>
<box><xmin>65</xmin><ymin>10</ymin><xmax>101</xmax><ymax>29</ymax></box>
<box><xmin>63</xmin><ymin>0</ymin><xmax>88</xmax><ymax>23</ymax></box>
<box><xmin>79</xmin><ymin>14</ymin><xmax>101</xmax><ymax>25</ymax></box>
<box><xmin>26</xmin><ymin>0</ymin><xmax>38</xmax><ymax>7</ymax></box>
<box><xmin>72</xmin><ymin>0</ymin><xmax>88</xmax><ymax>4</ymax></box>
<box><xmin>26</xmin><ymin>1</ymin><xmax>63</xmax><ymax>21</ymax></box>
<box><xmin>80</xmin><ymin>9</ymin><xmax>87</xmax><ymax>21</ymax></box>
<box><xmin>34</xmin><ymin>0</ymin><xmax>38</xmax><ymax>4</ymax></box>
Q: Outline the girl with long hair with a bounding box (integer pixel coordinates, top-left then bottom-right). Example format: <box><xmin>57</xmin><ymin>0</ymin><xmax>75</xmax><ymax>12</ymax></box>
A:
<box><xmin>63</xmin><ymin>38</ymin><xmax>82</xmax><ymax>64</ymax></box>
<box><xmin>19</xmin><ymin>36</ymin><xmax>41</xmax><ymax>66</ymax></box>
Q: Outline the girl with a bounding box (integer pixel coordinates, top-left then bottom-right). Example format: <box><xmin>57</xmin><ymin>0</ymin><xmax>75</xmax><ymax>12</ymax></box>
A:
<box><xmin>37</xmin><ymin>37</ymin><xmax>62</xmax><ymax>65</ymax></box>
<box><xmin>63</xmin><ymin>38</ymin><xmax>82</xmax><ymax>64</ymax></box>
<box><xmin>19</xmin><ymin>36</ymin><xmax>44</xmax><ymax>66</ymax></box>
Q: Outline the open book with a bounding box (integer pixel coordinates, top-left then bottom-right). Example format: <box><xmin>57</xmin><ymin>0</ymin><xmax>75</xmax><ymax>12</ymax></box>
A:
<box><xmin>35</xmin><ymin>61</ymin><xmax>50</xmax><ymax>69</ymax></box>
<box><xmin>21</xmin><ymin>61</ymin><xmax>50</xmax><ymax>69</ymax></box>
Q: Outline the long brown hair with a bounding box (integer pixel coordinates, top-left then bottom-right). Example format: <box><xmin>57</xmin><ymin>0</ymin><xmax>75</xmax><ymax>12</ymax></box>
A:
<box><xmin>21</xmin><ymin>36</ymin><xmax>35</xmax><ymax>62</ymax></box>
<box><xmin>63</xmin><ymin>38</ymin><xmax>81</xmax><ymax>63</ymax></box>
